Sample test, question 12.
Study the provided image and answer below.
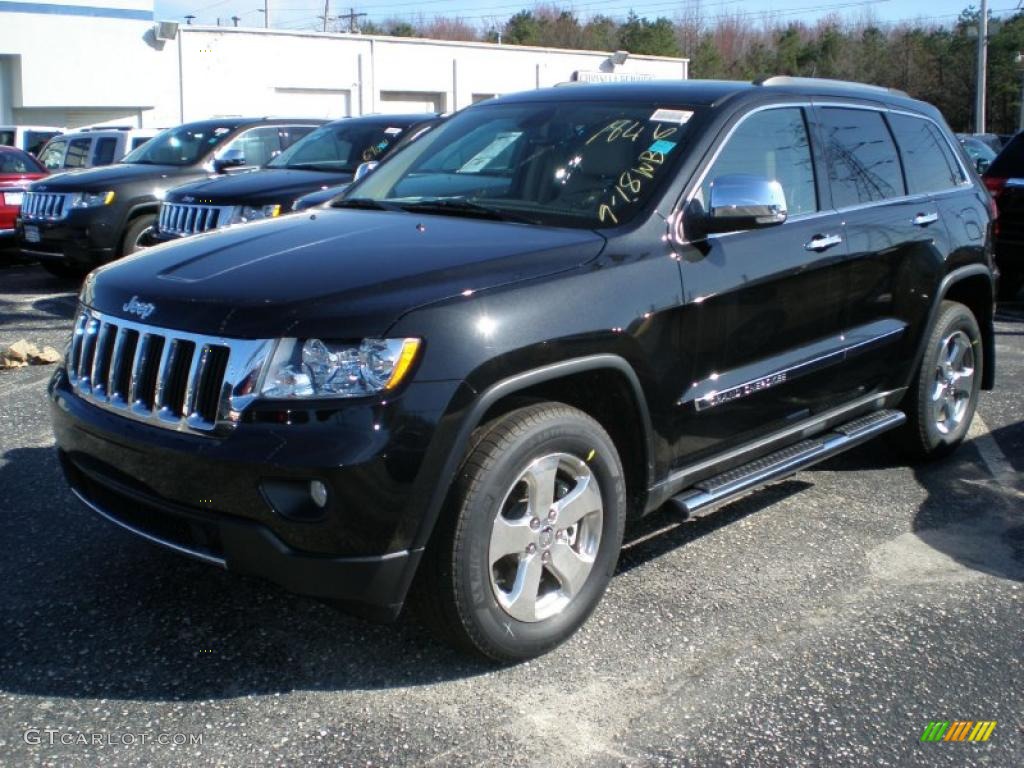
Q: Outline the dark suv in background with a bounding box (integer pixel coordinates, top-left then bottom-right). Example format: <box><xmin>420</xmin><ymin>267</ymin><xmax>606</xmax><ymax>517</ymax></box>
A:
<box><xmin>983</xmin><ymin>132</ymin><xmax>1024</xmax><ymax>299</ymax></box>
<box><xmin>17</xmin><ymin>118</ymin><xmax>322</xmax><ymax>278</ymax></box>
<box><xmin>153</xmin><ymin>114</ymin><xmax>435</xmax><ymax>243</ymax></box>
<box><xmin>50</xmin><ymin>78</ymin><xmax>996</xmax><ymax>662</ymax></box>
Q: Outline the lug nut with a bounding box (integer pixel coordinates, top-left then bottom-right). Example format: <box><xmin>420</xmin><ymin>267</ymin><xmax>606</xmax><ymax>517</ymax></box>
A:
<box><xmin>529</xmin><ymin>517</ymin><xmax>541</xmax><ymax>530</ymax></box>
<box><xmin>547</xmin><ymin>509</ymin><xmax>558</xmax><ymax>522</ymax></box>
<box><xmin>542</xmin><ymin>551</ymin><xmax>552</xmax><ymax>564</ymax></box>
<box><xmin>526</xmin><ymin>543</ymin><xmax>537</xmax><ymax>554</ymax></box>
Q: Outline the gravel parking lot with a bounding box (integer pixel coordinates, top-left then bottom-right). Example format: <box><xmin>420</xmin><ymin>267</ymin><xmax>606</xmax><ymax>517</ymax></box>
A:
<box><xmin>0</xmin><ymin>263</ymin><xmax>1021</xmax><ymax>768</ymax></box>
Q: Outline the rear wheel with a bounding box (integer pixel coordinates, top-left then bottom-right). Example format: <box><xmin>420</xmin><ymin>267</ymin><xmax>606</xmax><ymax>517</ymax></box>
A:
<box><xmin>121</xmin><ymin>213</ymin><xmax>157</xmax><ymax>256</ymax></box>
<box><xmin>417</xmin><ymin>403</ymin><xmax>626</xmax><ymax>662</ymax></box>
<box><xmin>897</xmin><ymin>300</ymin><xmax>982</xmax><ymax>460</ymax></box>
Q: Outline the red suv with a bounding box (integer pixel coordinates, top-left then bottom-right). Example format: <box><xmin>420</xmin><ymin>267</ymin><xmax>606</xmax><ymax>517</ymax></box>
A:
<box><xmin>0</xmin><ymin>146</ymin><xmax>46</xmax><ymax>246</ymax></box>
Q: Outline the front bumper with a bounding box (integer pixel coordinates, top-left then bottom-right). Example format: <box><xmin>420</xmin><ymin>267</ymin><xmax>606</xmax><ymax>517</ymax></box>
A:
<box><xmin>19</xmin><ymin>208</ymin><xmax>120</xmax><ymax>266</ymax></box>
<box><xmin>50</xmin><ymin>366</ymin><xmax>464</xmax><ymax>615</ymax></box>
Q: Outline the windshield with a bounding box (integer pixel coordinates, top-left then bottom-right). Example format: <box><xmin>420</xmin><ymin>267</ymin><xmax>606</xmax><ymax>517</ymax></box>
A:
<box><xmin>345</xmin><ymin>101</ymin><xmax>697</xmax><ymax>228</ymax></box>
<box><xmin>38</xmin><ymin>139</ymin><xmax>67</xmax><ymax>170</ymax></box>
<box><xmin>267</xmin><ymin>122</ymin><xmax>410</xmax><ymax>172</ymax></box>
<box><xmin>121</xmin><ymin>123</ymin><xmax>237</xmax><ymax>166</ymax></box>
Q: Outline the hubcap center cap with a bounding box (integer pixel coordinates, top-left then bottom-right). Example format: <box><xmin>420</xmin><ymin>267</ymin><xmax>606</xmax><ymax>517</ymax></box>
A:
<box><xmin>539</xmin><ymin>526</ymin><xmax>554</xmax><ymax>549</ymax></box>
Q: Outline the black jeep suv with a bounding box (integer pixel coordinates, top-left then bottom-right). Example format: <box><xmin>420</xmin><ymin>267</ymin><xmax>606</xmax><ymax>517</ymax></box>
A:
<box><xmin>153</xmin><ymin>114</ymin><xmax>436</xmax><ymax>244</ymax></box>
<box><xmin>49</xmin><ymin>78</ymin><xmax>997</xmax><ymax>661</ymax></box>
<box><xmin>18</xmin><ymin>118</ymin><xmax>322</xmax><ymax>278</ymax></box>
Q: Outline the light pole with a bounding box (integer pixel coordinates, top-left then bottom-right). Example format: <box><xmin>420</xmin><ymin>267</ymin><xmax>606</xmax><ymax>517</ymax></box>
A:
<box><xmin>976</xmin><ymin>0</ymin><xmax>988</xmax><ymax>133</ymax></box>
<box><xmin>1017</xmin><ymin>52</ymin><xmax>1024</xmax><ymax>132</ymax></box>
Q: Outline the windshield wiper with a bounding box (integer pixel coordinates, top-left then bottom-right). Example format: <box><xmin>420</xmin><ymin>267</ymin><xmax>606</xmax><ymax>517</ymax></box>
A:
<box><xmin>330</xmin><ymin>197</ymin><xmax>405</xmax><ymax>212</ymax></box>
<box><xmin>397</xmin><ymin>198</ymin><xmax>539</xmax><ymax>224</ymax></box>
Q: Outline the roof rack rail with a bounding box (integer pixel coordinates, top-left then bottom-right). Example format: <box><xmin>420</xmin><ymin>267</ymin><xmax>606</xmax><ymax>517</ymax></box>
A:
<box><xmin>754</xmin><ymin>76</ymin><xmax>908</xmax><ymax>98</ymax></box>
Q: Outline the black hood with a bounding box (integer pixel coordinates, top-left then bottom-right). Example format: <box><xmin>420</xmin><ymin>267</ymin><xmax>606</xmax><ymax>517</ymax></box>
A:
<box><xmin>165</xmin><ymin>168</ymin><xmax>350</xmax><ymax>208</ymax></box>
<box><xmin>30</xmin><ymin>163</ymin><xmax>203</xmax><ymax>191</ymax></box>
<box><xmin>83</xmin><ymin>208</ymin><xmax>605</xmax><ymax>339</ymax></box>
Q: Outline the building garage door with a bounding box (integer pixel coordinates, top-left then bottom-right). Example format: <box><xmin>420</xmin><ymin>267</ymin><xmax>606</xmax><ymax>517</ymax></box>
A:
<box><xmin>273</xmin><ymin>88</ymin><xmax>351</xmax><ymax>119</ymax></box>
<box><xmin>378</xmin><ymin>91</ymin><xmax>445</xmax><ymax>114</ymax></box>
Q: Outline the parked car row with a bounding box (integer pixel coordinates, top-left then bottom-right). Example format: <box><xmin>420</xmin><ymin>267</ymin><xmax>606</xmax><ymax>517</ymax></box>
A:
<box><xmin>11</xmin><ymin>114</ymin><xmax>440</xmax><ymax>276</ymax></box>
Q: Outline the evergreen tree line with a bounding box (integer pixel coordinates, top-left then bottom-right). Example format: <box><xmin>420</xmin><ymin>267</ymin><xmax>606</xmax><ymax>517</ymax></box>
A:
<box><xmin>357</xmin><ymin>5</ymin><xmax>1024</xmax><ymax>134</ymax></box>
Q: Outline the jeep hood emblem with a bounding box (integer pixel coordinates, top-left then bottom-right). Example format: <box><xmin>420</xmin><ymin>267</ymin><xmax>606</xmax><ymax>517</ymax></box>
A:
<box><xmin>122</xmin><ymin>295</ymin><xmax>156</xmax><ymax>320</ymax></box>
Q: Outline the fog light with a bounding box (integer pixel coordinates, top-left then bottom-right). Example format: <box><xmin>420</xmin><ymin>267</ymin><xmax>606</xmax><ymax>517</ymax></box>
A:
<box><xmin>309</xmin><ymin>480</ymin><xmax>328</xmax><ymax>508</ymax></box>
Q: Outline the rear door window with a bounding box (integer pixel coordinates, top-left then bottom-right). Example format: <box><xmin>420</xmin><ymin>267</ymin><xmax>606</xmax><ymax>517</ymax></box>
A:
<box><xmin>818</xmin><ymin>107</ymin><xmax>905</xmax><ymax>208</ymax></box>
<box><xmin>65</xmin><ymin>138</ymin><xmax>92</xmax><ymax>168</ymax></box>
<box><xmin>93</xmin><ymin>137</ymin><xmax>119</xmax><ymax>166</ymax></box>
<box><xmin>887</xmin><ymin>114</ymin><xmax>965</xmax><ymax>194</ymax></box>
<box><xmin>279</xmin><ymin>126</ymin><xmax>315</xmax><ymax>151</ymax></box>
<box><xmin>221</xmin><ymin>126</ymin><xmax>282</xmax><ymax>166</ymax></box>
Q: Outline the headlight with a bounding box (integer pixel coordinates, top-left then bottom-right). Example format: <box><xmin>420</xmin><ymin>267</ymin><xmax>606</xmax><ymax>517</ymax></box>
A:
<box><xmin>70</xmin><ymin>191</ymin><xmax>115</xmax><ymax>208</ymax></box>
<box><xmin>231</xmin><ymin>204</ymin><xmax>281</xmax><ymax>224</ymax></box>
<box><xmin>261</xmin><ymin>338</ymin><xmax>421</xmax><ymax>399</ymax></box>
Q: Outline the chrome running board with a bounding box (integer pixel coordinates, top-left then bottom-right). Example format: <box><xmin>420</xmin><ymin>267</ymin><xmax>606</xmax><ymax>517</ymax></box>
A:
<box><xmin>668</xmin><ymin>409</ymin><xmax>906</xmax><ymax>518</ymax></box>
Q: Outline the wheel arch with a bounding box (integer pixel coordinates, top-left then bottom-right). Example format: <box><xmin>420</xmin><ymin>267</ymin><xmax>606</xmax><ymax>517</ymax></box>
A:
<box><xmin>411</xmin><ymin>354</ymin><xmax>655</xmax><ymax>554</ymax></box>
<box><xmin>931</xmin><ymin>265</ymin><xmax>996</xmax><ymax>390</ymax></box>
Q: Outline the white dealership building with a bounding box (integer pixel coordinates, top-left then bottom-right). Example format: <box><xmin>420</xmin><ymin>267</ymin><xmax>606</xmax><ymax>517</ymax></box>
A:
<box><xmin>0</xmin><ymin>0</ymin><xmax>688</xmax><ymax>129</ymax></box>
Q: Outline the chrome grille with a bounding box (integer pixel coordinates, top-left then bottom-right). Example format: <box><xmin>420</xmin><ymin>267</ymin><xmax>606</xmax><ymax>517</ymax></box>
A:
<box><xmin>21</xmin><ymin>191</ymin><xmax>70</xmax><ymax>221</ymax></box>
<box><xmin>67</xmin><ymin>308</ymin><xmax>272</xmax><ymax>434</ymax></box>
<box><xmin>158</xmin><ymin>203</ymin><xmax>232</xmax><ymax>236</ymax></box>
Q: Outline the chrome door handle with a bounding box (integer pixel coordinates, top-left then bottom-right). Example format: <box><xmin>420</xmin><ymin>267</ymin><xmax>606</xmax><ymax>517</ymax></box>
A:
<box><xmin>912</xmin><ymin>212</ymin><xmax>939</xmax><ymax>226</ymax></box>
<box><xmin>804</xmin><ymin>233</ymin><xmax>843</xmax><ymax>252</ymax></box>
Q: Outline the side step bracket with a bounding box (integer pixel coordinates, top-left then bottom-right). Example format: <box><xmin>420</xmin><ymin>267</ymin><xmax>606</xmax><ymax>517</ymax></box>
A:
<box><xmin>668</xmin><ymin>409</ymin><xmax>905</xmax><ymax>518</ymax></box>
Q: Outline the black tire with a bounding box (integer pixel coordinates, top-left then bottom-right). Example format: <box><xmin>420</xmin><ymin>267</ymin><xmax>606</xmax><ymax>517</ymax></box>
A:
<box><xmin>998</xmin><ymin>272</ymin><xmax>1023</xmax><ymax>302</ymax></box>
<box><xmin>121</xmin><ymin>214</ymin><xmax>157</xmax><ymax>256</ymax></box>
<box><xmin>40</xmin><ymin>259</ymin><xmax>90</xmax><ymax>280</ymax></box>
<box><xmin>896</xmin><ymin>300</ymin><xmax>982</xmax><ymax>460</ymax></box>
<box><xmin>416</xmin><ymin>403</ymin><xmax>627</xmax><ymax>662</ymax></box>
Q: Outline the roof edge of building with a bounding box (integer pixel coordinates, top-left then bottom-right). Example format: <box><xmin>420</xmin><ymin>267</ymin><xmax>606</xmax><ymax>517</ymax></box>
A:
<box><xmin>181</xmin><ymin>25</ymin><xmax>688</xmax><ymax>63</ymax></box>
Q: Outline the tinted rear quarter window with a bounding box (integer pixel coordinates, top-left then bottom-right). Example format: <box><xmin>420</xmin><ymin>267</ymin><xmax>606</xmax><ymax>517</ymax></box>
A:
<box><xmin>818</xmin><ymin>107</ymin><xmax>904</xmax><ymax>207</ymax></box>
<box><xmin>887</xmin><ymin>114</ymin><xmax>964</xmax><ymax>194</ymax></box>
<box><xmin>93</xmin><ymin>137</ymin><xmax>118</xmax><ymax>166</ymax></box>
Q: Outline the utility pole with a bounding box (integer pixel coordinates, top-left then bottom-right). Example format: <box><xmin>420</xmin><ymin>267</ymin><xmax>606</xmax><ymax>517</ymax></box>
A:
<box><xmin>231</xmin><ymin>15</ymin><xmax>240</xmax><ymax>26</ymax></box>
<box><xmin>263</xmin><ymin>0</ymin><xmax>271</xmax><ymax>29</ymax></box>
<box><xmin>321</xmin><ymin>0</ymin><xmax>330</xmax><ymax>32</ymax></box>
<box><xmin>337</xmin><ymin>7</ymin><xmax>366</xmax><ymax>33</ymax></box>
<box><xmin>976</xmin><ymin>0</ymin><xmax>988</xmax><ymax>133</ymax></box>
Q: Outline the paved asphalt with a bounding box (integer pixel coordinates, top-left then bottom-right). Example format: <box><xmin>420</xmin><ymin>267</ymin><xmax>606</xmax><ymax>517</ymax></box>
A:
<box><xmin>0</xmin><ymin>263</ymin><xmax>1021</xmax><ymax>768</ymax></box>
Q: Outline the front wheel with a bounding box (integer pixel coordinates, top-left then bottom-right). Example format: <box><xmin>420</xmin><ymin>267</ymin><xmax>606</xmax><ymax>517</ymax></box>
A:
<box><xmin>897</xmin><ymin>300</ymin><xmax>982</xmax><ymax>460</ymax></box>
<box><xmin>121</xmin><ymin>213</ymin><xmax>157</xmax><ymax>256</ymax></box>
<box><xmin>417</xmin><ymin>403</ymin><xmax>626</xmax><ymax>662</ymax></box>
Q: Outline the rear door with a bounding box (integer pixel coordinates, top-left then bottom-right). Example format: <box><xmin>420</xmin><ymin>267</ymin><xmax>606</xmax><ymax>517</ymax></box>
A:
<box><xmin>814</xmin><ymin>104</ymin><xmax>948</xmax><ymax>397</ymax></box>
<box><xmin>886</xmin><ymin>111</ymin><xmax>985</xmax><ymax>360</ymax></box>
<box><xmin>670</xmin><ymin>104</ymin><xmax>852</xmax><ymax>466</ymax></box>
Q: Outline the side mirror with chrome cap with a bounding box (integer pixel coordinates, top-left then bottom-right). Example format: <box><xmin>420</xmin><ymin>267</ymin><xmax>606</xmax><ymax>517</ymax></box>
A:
<box><xmin>213</xmin><ymin>148</ymin><xmax>247</xmax><ymax>173</ymax></box>
<box><xmin>704</xmin><ymin>174</ymin><xmax>788</xmax><ymax>234</ymax></box>
<box><xmin>353</xmin><ymin>160</ymin><xmax>380</xmax><ymax>181</ymax></box>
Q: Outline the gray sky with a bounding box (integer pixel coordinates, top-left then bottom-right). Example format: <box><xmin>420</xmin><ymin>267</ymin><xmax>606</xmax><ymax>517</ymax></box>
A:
<box><xmin>154</xmin><ymin>0</ymin><xmax>1019</xmax><ymax>34</ymax></box>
